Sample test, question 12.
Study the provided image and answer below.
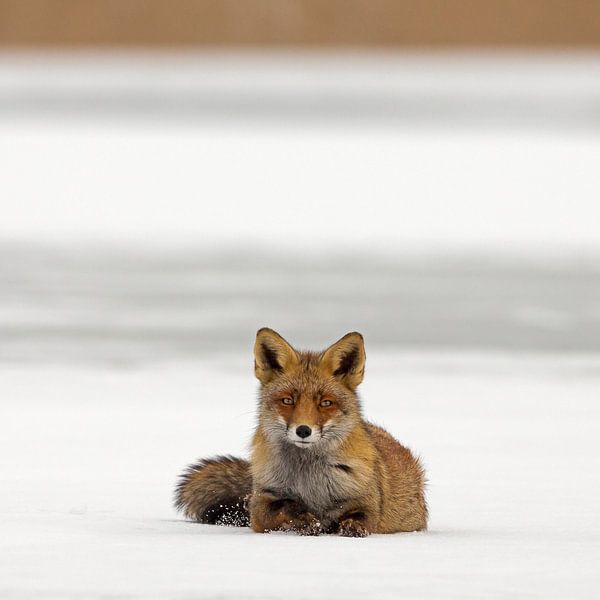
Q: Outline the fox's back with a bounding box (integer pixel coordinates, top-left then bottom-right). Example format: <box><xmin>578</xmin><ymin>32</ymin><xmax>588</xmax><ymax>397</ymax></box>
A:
<box><xmin>365</xmin><ymin>422</ymin><xmax>428</xmax><ymax>533</ymax></box>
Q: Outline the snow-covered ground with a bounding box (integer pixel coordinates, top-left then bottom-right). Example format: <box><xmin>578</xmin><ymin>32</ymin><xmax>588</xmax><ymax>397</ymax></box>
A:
<box><xmin>2</xmin><ymin>353</ymin><xmax>599</xmax><ymax>598</ymax></box>
<box><xmin>1</xmin><ymin>51</ymin><xmax>600</xmax><ymax>253</ymax></box>
<box><xmin>1</xmin><ymin>51</ymin><xmax>600</xmax><ymax>597</ymax></box>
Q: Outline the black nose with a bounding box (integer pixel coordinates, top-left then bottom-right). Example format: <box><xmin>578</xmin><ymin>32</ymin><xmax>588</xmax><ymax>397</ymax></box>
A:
<box><xmin>296</xmin><ymin>425</ymin><xmax>312</xmax><ymax>439</ymax></box>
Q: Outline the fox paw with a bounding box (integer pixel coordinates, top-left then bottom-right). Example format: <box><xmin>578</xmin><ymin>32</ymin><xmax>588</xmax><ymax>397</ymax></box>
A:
<box><xmin>280</xmin><ymin>512</ymin><xmax>322</xmax><ymax>536</ymax></box>
<box><xmin>338</xmin><ymin>518</ymin><xmax>370</xmax><ymax>538</ymax></box>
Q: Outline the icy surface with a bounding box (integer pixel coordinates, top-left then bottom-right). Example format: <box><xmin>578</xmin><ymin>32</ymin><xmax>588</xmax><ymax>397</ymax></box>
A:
<box><xmin>1</xmin><ymin>51</ymin><xmax>599</xmax><ymax>598</ymax></box>
<box><xmin>2</xmin><ymin>353</ymin><xmax>599</xmax><ymax>599</ymax></box>
<box><xmin>1</xmin><ymin>52</ymin><xmax>600</xmax><ymax>253</ymax></box>
<box><xmin>1</xmin><ymin>246</ymin><xmax>599</xmax><ymax>364</ymax></box>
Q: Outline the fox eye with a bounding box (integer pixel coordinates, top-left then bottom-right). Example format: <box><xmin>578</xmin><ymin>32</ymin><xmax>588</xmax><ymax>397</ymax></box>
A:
<box><xmin>281</xmin><ymin>397</ymin><xmax>294</xmax><ymax>405</ymax></box>
<box><xmin>320</xmin><ymin>399</ymin><xmax>333</xmax><ymax>407</ymax></box>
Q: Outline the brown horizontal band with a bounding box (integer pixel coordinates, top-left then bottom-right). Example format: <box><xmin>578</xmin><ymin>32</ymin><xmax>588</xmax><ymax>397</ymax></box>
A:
<box><xmin>1</xmin><ymin>1</ymin><xmax>600</xmax><ymax>47</ymax></box>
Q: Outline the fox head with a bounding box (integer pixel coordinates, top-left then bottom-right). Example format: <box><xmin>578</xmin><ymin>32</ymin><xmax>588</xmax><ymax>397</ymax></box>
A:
<box><xmin>254</xmin><ymin>328</ymin><xmax>365</xmax><ymax>450</ymax></box>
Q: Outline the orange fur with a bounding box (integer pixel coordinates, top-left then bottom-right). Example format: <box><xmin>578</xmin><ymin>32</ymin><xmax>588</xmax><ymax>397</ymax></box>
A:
<box><xmin>175</xmin><ymin>329</ymin><xmax>427</xmax><ymax>536</ymax></box>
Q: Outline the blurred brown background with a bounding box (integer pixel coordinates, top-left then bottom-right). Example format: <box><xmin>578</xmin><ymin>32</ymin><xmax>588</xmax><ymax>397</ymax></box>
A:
<box><xmin>1</xmin><ymin>0</ymin><xmax>599</xmax><ymax>47</ymax></box>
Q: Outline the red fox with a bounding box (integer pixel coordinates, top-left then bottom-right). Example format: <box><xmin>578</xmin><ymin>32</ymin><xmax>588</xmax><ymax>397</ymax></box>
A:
<box><xmin>175</xmin><ymin>328</ymin><xmax>427</xmax><ymax>536</ymax></box>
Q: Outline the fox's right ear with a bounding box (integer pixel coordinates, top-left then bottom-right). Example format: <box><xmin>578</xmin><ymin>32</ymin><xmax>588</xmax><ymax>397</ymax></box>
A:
<box><xmin>319</xmin><ymin>331</ymin><xmax>366</xmax><ymax>390</ymax></box>
<box><xmin>254</xmin><ymin>328</ymin><xmax>299</xmax><ymax>384</ymax></box>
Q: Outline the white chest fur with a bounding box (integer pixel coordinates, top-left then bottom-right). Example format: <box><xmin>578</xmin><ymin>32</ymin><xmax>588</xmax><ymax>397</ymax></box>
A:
<box><xmin>258</xmin><ymin>446</ymin><xmax>361</xmax><ymax>516</ymax></box>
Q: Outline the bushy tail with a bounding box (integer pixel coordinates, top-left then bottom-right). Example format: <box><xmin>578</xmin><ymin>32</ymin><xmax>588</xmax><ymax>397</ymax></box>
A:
<box><xmin>174</xmin><ymin>455</ymin><xmax>252</xmax><ymax>526</ymax></box>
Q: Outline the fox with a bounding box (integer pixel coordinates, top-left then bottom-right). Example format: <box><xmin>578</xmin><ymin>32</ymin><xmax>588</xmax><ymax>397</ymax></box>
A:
<box><xmin>175</xmin><ymin>328</ymin><xmax>427</xmax><ymax>536</ymax></box>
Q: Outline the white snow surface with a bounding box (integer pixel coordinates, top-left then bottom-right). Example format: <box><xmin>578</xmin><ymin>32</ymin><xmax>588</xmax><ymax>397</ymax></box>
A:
<box><xmin>2</xmin><ymin>352</ymin><xmax>599</xmax><ymax>599</ymax></box>
<box><xmin>1</xmin><ymin>51</ymin><xmax>600</xmax><ymax>255</ymax></box>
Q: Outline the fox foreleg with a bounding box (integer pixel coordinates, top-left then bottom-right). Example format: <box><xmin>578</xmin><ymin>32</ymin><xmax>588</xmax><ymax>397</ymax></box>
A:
<box><xmin>248</xmin><ymin>490</ymin><xmax>322</xmax><ymax>535</ymax></box>
<box><xmin>332</xmin><ymin>498</ymin><xmax>379</xmax><ymax>537</ymax></box>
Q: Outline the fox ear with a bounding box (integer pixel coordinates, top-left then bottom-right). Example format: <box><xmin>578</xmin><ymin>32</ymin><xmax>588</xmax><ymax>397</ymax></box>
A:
<box><xmin>254</xmin><ymin>328</ymin><xmax>299</xmax><ymax>384</ymax></box>
<box><xmin>320</xmin><ymin>332</ymin><xmax>366</xmax><ymax>390</ymax></box>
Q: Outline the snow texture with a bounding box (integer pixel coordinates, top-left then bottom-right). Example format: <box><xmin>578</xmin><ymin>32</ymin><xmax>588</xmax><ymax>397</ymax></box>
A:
<box><xmin>1</xmin><ymin>52</ymin><xmax>600</xmax><ymax>254</ymax></box>
<box><xmin>2</xmin><ymin>353</ymin><xmax>599</xmax><ymax>599</ymax></box>
<box><xmin>1</xmin><ymin>51</ymin><xmax>599</xmax><ymax>598</ymax></box>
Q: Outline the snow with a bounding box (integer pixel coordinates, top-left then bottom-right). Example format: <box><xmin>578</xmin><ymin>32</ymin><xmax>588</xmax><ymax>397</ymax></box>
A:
<box><xmin>1</xmin><ymin>51</ymin><xmax>600</xmax><ymax>255</ymax></box>
<box><xmin>1</xmin><ymin>50</ymin><xmax>599</xmax><ymax>597</ymax></box>
<box><xmin>2</xmin><ymin>353</ymin><xmax>599</xmax><ymax>598</ymax></box>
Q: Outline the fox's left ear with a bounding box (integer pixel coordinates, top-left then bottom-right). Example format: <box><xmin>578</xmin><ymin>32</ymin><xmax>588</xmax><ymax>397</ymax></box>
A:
<box><xmin>254</xmin><ymin>328</ymin><xmax>299</xmax><ymax>385</ymax></box>
<box><xmin>320</xmin><ymin>332</ymin><xmax>366</xmax><ymax>390</ymax></box>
